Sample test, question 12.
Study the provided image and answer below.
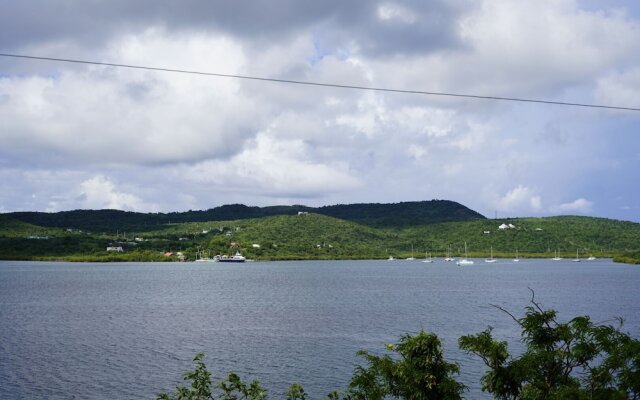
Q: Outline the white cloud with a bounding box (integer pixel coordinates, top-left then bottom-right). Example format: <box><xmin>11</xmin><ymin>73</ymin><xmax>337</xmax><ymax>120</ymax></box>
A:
<box><xmin>497</xmin><ymin>185</ymin><xmax>543</xmax><ymax>213</ymax></box>
<box><xmin>446</xmin><ymin>121</ymin><xmax>489</xmax><ymax>151</ymax></box>
<box><xmin>333</xmin><ymin>92</ymin><xmax>386</xmax><ymax>138</ymax></box>
<box><xmin>550</xmin><ymin>198</ymin><xmax>594</xmax><ymax>214</ymax></box>
<box><xmin>0</xmin><ymin>30</ymin><xmax>261</xmax><ymax>166</ymax></box>
<box><xmin>77</xmin><ymin>176</ymin><xmax>156</xmax><ymax>211</ymax></box>
<box><xmin>595</xmin><ymin>68</ymin><xmax>640</xmax><ymax>108</ymax></box>
<box><xmin>407</xmin><ymin>144</ymin><xmax>427</xmax><ymax>160</ymax></box>
<box><xmin>183</xmin><ymin>134</ymin><xmax>363</xmax><ymax>198</ymax></box>
<box><xmin>377</xmin><ymin>3</ymin><xmax>417</xmax><ymax>24</ymax></box>
<box><xmin>469</xmin><ymin>1</ymin><xmax>640</xmax><ymax>91</ymax></box>
<box><xmin>368</xmin><ymin>0</ymin><xmax>640</xmax><ymax>101</ymax></box>
<box><xmin>392</xmin><ymin>107</ymin><xmax>456</xmax><ymax>138</ymax></box>
<box><xmin>1</xmin><ymin>2</ymin><xmax>639</xmax><ymax>221</ymax></box>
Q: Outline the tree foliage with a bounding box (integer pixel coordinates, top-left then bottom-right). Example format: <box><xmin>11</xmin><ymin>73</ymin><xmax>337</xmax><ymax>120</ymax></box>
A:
<box><xmin>157</xmin><ymin>353</ymin><xmax>267</xmax><ymax>400</ymax></box>
<box><xmin>344</xmin><ymin>331</ymin><xmax>465</xmax><ymax>399</ymax></box>
<box><xmin>459</xmin><ymin>291</ymin><xmax>640</xmax><ymax>399</ymax></box>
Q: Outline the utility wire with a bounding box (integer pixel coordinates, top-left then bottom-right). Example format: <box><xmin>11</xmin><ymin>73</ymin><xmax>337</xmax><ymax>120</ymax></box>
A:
<box><xmin>1</xmin><ymin>52</ymin><xmax>639</xmax><ymax>112</ymax></box>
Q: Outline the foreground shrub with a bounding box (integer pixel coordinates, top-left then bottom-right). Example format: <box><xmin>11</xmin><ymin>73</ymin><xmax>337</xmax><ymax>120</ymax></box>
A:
<box><xmin>459</xmin><ymin>291</ymin><xmax>640</xmax><ymax>399</ymax></box>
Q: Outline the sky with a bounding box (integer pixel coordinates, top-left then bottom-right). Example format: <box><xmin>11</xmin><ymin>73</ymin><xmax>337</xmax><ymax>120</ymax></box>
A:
<box><xmin>0</xmin><ymin>1</ymin><xmax>639</xmax><ymax>221</ymax></box>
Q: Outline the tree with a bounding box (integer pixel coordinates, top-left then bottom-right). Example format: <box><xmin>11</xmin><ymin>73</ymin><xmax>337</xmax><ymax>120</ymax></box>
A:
<box><xmin>156</xmin><ymin>352</ymin><xmax>267</xmax><ymax>400</ymax></box>
<box><xmin>157</xmin><ymin>352</ymin><xmax>213</xmax><ymax>400</ymax></box>
<box><xmin>459</xmin><ymin>290</ymin><xmax>640</xmax><ymax>399</ymax></box>
<box><xmin>285</xmin><ymin>383</ymin><xmax>306</xmax><ymax>400</ymax></box>
<box><xmin>344</xmin><ymin>330</ymin><xmax>466</xmax><ymax>399</ymax></box>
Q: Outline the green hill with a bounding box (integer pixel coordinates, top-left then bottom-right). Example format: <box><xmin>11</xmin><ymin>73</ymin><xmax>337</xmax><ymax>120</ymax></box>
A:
<box><xmin>315</xmin><ymin>200</ymin><xmax>485</xmax><ymax>228</ymax></box>
<box><xmin>397</xmin><ymin>216</ymin><xmax>640</xmax><ymax>258</ymax></box>
<box><xmin>135</xmin><ymin>214</ymin><xmax>640</xmax><ymax>261</ymax></box>
<box><xmin>0</xmin><ymin>214</ymin><xmax>61</xmax><ymax>237</ymax></box>
<box><xmin>2</xmin><ymin>206</ymin><xmax>640</xmax><ymax>263</ymax></box>
<box><xmin>208</xmin><ymin>214</ymin><xmax>395</xmax><ymax>260</ymax></box>
<box><xmin>97</xmin><ymin>214</ymin><xmax>640</xmax><ymax>259</ymax></box>
<box><xmin>5</xmin><ymin>200</ymin><xmax>484</xmax><ymax>232</ymax></box>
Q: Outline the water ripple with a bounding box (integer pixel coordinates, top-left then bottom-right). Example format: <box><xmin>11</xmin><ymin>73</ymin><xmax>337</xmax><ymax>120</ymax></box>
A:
<box><xmin>0</xmin><ymin>260</ymin><xmax>638</xmax><ymax>399</ymax></box>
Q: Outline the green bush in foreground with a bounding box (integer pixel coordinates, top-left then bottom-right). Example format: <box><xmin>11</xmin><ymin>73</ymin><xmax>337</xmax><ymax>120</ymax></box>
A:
<box><xmin>459</xmin><ymin>292</ymin><xmax>640</xmax><ymax>399</ymax></box>
<box><xmin>157</xmin><ymin>294</ymin><xmax>639</xmax><ymax>399</ymax></box>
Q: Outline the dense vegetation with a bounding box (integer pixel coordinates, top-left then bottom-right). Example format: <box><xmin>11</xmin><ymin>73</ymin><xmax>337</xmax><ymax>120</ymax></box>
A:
<box><xmin>400</xmin><ymin>216</ymin><xmax>640</xmax><ymax>258</ymax></box>
<box><xmin>157</xmin><ymin>296</ymin><xmax>640</xmax><ymax>399</ymax></box>
<box><xmin>6</xmin><ymin>200</ymin><xmax>484</xmax><ymax>232</ymax></box>
<box><xmin>2</xmin><ymin>211</ymin><xmax>640</xmax><ymax>262</ymax></box>
<box><xmin>314</xmin><ymin>200</ymin><xmax>485</xmax><ymax>228</ymax></box>
<box><xmin>613</xmin><ymin>250</ymin><xmax>640</xmax><ymax>265</ymax></box>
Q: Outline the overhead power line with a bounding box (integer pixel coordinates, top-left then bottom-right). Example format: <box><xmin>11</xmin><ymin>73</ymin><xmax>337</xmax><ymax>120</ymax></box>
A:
<box><xmin>1</xmin><ymin>52</ymin><xmax>639</xmax><ymax>112</ymax></box>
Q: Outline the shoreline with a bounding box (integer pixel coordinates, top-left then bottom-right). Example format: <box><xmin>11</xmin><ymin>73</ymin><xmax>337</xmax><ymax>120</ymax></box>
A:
<box><xmin>1</xmin><ymin>256</ymin><xmax>634</xmax><ymax>264</ymax></box>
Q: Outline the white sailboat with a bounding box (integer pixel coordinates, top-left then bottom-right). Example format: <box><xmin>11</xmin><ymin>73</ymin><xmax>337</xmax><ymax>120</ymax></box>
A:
<box><xmin>587</xmin><ymin>255</ymin><xmax>596</xmax><ymax>261</ymax></box>
<box><xmin>513</xmin><ymin>249</ymin><xmax>520</xmax><ymax>262</ymax></box>
<box><xmin>572</xmin><ymin>249</ymin><xmax>581</xmax><ymax>262</ymax></box>
<box><xmin>386</xmin><ymin>249</ymin><xmax>395</xmax><ymax>261</ymax></box>
<box><xmin>552</xmin><ymin>249</ymin><xmax>562</xmax><ymax>261</ymax></box>
<box><xmin>406</xmin><ymin>244</ymin><xmax>416</xmax><ymax>260</ymax></box>
<box><xmin>422</xmin><ymin>251</ymin><xmax>434</xmax><ymax>263</ymax></box>
<box><xmin>485</xmin><ymin>246</ymin><xmax>497</xmax><ymax>263</ymax></box>
<box><xmin>457</xmin><ymin>242</ymin><xmax>474</xmax><ymax>266</ymax></box>
<box><xmin>444</xmin><ymin>245</ymin><xmax>455</xmax><ymax>262</ymax></box>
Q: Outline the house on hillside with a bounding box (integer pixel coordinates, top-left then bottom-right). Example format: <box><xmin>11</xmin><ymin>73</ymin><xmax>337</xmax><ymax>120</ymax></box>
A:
<box><xmin>106</xmin><ymin>246</ymin><xmax>123</xmax><ymax>252</ymax></box>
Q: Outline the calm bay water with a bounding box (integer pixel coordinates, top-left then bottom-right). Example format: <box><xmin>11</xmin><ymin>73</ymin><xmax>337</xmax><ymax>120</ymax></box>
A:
<box><xmin>0</xmin><ymin>259</ymin><xmax>638</xmax><ymax>399</ymax></box>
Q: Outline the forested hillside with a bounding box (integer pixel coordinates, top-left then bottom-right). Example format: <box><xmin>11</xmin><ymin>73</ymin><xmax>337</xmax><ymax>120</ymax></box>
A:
<box><xmin>6</xmin><ymin>200</ymin><xmax>484</xmax><ymax>232</ymax></box>
<box><xmin>2</xmin><ymin>210</ymin><xmax>639</xmax><ymax>262</ymax></box>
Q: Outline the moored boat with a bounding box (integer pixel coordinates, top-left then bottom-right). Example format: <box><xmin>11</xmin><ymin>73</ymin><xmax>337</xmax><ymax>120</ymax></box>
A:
<box><xmin>485</xmin><ymin>246</ymin><xmax>497</xmax><ymax>263</ymax></box>
<box><xmin>572</xmin><ymin>249</ymin><xmax>581</xmax><ymax>262</ymax></box>
<box><xmin>422</xmin><ymin>252</ymin><xmax>434</xmax><ymax>263</ymax></box>
<box><xmin>457</xmin><ymin>242</ymin><xmax>474</xmax><ymax>266</ymax></box>
<box><xmin>444</xmin><ymin>245</ymin><xmax>455</xmax><ymax>262</ymax></box>
<box><xmin>215</xmin><ymin>251</ymin><xmax>246</xmax><ymax>263</ymax></box>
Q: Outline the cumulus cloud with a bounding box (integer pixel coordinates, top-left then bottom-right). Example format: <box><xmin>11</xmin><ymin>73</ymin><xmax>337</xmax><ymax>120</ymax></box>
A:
<box><xmin>183</xmin><ymin>134</ymin><xmax>362</xmax><ymax>198</ymax></box>
<box><xmin>595</xmin><ymin>68</ymin><xmax>640</xmax><ymax>108</ymax></box>
<box><xmin>0</xmin><ymin>1</ymin><xmax>639</xmax><ymax>221</ymax></box>
<box><xmin>550</xmin><ymin>198</ymin><xmax>594</xmax><ymax>214</ymax></box>
<box><xmin>364</xmin><ymin>0</ymin><xmax>640</xmax><ymax>102</ymax></box>
<box><xmin>377</xmin><ymin>3</ymin><xmax>418</xmax><ymax>24</ymax></box>
<box><xmin>0</xmin><ymin>30</ymin><xmax>260</xmax><ymax>167</ymax></box>
<box><xmin>77</xmin><ymin>176</ymin><xmax>156</xmax><ymax>211</ymax></box>
<box><xmin>497</xmin><ymin>185</ymin><xmax>543</xmax><ymax>214</ymax></box>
